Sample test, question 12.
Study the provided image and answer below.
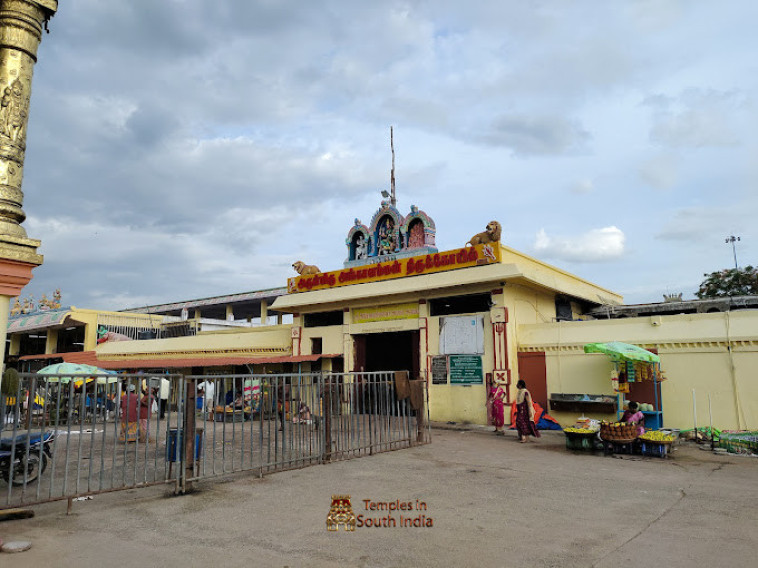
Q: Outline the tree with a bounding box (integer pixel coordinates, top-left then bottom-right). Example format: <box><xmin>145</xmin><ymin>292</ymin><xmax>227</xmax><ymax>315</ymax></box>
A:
<box><xmin>695</xmin><ymin>266</ymin><xmax>758</xmax><ymax>298</ymax></box>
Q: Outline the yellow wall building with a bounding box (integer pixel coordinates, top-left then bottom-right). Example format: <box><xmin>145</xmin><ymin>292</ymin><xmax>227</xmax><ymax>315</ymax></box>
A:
<box><xmin>273</xmin><ymin>242</ymin><xmax>622</xmax><ymax>426</ymax></box>
<box><xmin>7</xmin><ymin>236</ymin><xmax>757</xmax><ymax>432</ymax></box>
<box><xmin>518</xmin><ymin>311</ymin><xmax>757</xmax><ymax>430</ymax></box>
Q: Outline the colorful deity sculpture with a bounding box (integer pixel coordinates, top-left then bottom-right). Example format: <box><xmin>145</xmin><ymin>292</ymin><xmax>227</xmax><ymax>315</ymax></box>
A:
<box><xmin>344</xmin><ymin>203</ymin><xmax>437</xmax><ymax>267</ymax></box>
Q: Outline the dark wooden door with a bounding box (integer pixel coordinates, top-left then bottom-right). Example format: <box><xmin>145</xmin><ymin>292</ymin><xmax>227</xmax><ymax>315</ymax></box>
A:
<box><xmin>410</xmin><ymin>330</ymin><xmax>420</xmax><ymax>379</ymax></box>
<box><xmin>516</xmin><ymin>351</ymin><xmax>548</xmax><ymax>409</ymax></box>
<box><xmin>353</xmin><ymin>335</ymin><xmax>366</xmax><ymax>372</ymax></box>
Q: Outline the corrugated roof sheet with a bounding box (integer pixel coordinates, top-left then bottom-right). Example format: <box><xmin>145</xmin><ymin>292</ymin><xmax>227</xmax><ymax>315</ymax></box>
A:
<box><xmin>123</xmin><ymin>288</ymin><xmax>288</xmax><ymax>314</ymax></box>
<box><xmin>18</xmin><ymin>352</ymin><xmax>67</xmax><ymax>361</ymax></box>
<box><xmin>8</xmin><ymin>308</ymin><xmax>71</xmax><ymax>333</ymax></box>
<box><xmin>18</xmin><ymin>351</ymin><xmax>98</xmax><ymax>364</ymax></box>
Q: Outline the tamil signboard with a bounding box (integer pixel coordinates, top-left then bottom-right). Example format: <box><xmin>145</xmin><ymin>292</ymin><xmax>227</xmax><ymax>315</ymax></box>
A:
<box><xmin>352</xmin><ymin>302</ymin><xmax>419</xmax><ymax>324</ymax></box>
<box><xmin>431</xmin><ymin>355</ymin><xmax>448</xmax><ymax>385</ymax></box>
<box><xmin>287</xmin><ymin>243</ymin><xmax>501</xmax><ymax>294</ymax></box>
<box><xmin>449</xmin><ymin>355</ymin><xmax>483</xmax><ymax>385</ymax></box>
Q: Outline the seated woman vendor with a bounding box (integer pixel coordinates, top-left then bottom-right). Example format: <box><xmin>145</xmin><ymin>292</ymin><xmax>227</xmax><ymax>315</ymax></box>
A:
<box><xmin>621</xmin><ymin>401</ymin><xmax>646</xmax><ymax>436</ymax></box>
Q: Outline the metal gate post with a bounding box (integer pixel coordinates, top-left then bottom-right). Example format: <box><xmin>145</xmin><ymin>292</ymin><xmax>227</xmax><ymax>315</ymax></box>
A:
<box><xmin>322</xmin><ymin>378</ymin><xmax>332</xmax><ymax>463</ymax></box>
<box><xmin>416</xmin><ymin>382</ymin><xmax>427</xmax><ymax>445</ymax></box>
<box><xmin>183</xmin><ymin>378</ymin><xmax>196</xmax><ymax>492</ymax></box>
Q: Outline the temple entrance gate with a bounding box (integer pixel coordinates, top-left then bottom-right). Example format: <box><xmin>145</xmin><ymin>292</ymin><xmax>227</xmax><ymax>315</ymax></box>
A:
<box><xmin>1</xmin><ymin>371</ymin><xmax>430</xmax><ymax>510</ymax></box>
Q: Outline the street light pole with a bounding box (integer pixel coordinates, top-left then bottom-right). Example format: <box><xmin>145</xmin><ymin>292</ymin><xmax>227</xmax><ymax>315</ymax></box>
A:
<box><xmin>725</xmin><ymin>235</ymin><xmax>741</xmax><ymax>270</ymax></box>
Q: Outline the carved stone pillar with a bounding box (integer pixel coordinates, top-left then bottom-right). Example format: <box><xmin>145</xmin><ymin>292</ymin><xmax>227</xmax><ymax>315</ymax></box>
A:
<box><xmin>0</xmin><ymin>0</ymin><xmax>57</xmax><ymax>374</ymax></box>
<box><xmin>0</xmin><ymin>0</ymin><xmax>57</xmax><ymax>247</ymax></box>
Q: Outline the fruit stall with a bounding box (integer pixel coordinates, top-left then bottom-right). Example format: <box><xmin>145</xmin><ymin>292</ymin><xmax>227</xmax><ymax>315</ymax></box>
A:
<box><xmin>559</xmin><ymin>343</ymin><xmax>673</xmax><ymax>457</ymax></box>
<box><xmin>563</xmin><ymin>419</ymin><xmax>677</xmax><ymax>457</ymax></box>
<box><xmin>583</xmin><ymin>342</ymin><xmax>665</xmax><ymax>430</ymax></box>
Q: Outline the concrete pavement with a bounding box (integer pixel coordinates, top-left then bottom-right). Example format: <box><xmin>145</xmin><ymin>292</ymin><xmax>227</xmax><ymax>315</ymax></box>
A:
<box><xmin>2</xmin><ymin>426</ymin><xmax>756</xmax><ymax>567</ymax></box>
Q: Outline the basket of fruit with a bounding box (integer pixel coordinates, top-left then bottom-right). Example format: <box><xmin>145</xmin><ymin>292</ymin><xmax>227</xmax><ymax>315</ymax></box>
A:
<box><xmin>638</xmin><ymin>431</ymin><xmax>676</xmax><ymax>445</ymax></box>
<box><xmin>599</xmin><ymin>421</ymin><xmax>639</xmax><ymax>443</ymax></box>
<box><xmin>638</xmin><ymin>431</ymin><xmax>676</xmax><ymax>457</ymax></box>
<box><xmin>563</xmin><ymin>427</ymin><xmax>597</xmax><ymax>435</ymax></box>
<box><xmin>563</xmin><ymin>427</ymin><xmax>599</xmax><ymax>451</ymax></box>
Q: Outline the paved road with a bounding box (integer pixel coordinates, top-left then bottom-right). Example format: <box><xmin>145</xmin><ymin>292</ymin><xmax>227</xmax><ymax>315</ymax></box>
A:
<box><xmin>2</xmin><ymin>427</ymin><xmax>756</xmax><ymax>568</ymax></box>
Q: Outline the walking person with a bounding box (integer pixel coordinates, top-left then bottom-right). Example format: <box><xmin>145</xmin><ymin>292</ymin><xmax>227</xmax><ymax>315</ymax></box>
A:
<box><xmin>514</xmin><ymin>379</ymin><xmax>541</xmax><ymax>443</ymax></box>
<box><xmin>488</xmin><ymin>382</ymin><xmax>506</xmax><ymax>435</ymax></box>
<box><xmin>276</xmin><ymin>379</ymin><xmax>290</xmax><ymax>432</ymax></box>
<box><xmin>158</xmin><ymin>377</ymin><xmax>170</xmax><ymax>420</ymax></box>
<box><xmin>119</xmin><ymin>384</ymin><xmax>139</xmax><ymax>442</ymax></box>
<box><xmin>197</xmin><ymin>379</ymin><xmax>216</xmax><ymax>421</ymax></box>
<box><xmin>138</xmin><ymin>387</ymin><xmax>153</xmax><ymax>443</ymax></box>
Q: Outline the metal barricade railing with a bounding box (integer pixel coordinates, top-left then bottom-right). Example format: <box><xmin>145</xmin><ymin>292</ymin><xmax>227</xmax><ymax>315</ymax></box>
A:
<box><xmin>322</xmin><ymin>371</ymin><xmax>430</xmax><ymax>461</ymax></box>
<box><xmin>184</xmin><ymin>371</ymin><xmax>430</xmax><ymax>479</ymax></box>
<box><xmin>1</xmin><ymin>370</ymin><xmax>430</xmax><ymax>509</ymax></box>
<box><xmin>185</xmin><ymin>373</ymin><xmax>325</xmax><ymax>481</ymax></box>
<box><xmin>1</xmin><ymin>373</ymin><xmax>183</xmax><ymax>509</ymax></box>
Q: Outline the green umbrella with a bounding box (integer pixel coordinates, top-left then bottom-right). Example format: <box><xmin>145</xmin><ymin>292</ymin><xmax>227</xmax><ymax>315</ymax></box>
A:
<box><xmin>583</xmin><ymin>342</ymin><xmax>660</xmax><ymax>363</ymax></box>
<box><xmin>38</xmin><ymin>362</ymin><xmax>117</xmax><ymax>385</ymax></box>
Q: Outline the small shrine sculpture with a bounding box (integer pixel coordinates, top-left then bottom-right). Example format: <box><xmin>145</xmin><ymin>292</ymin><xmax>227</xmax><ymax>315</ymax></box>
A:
<box><xmin>36</xmin><ymin>289</ymin><xmax>62</xmax><ymax>310</ymax></box>
<box><xmin>292</xmin><ymin>261</ymin><xmax>321</xmax><ymax>275</ymax></box>
<box><xmin>466</xmin><ymin>221</ymin><xmax>502</xmax><ymax>246</ymax></box>
<box><xmin>343</xmin><ymin>128</ymin><xmax>438</xmax><ymax>268</ymax></box>
<box><xmin>354</xmin><ymin>232</ymin><xmax>368</xmax><ymax>260</ymax></box>
<box><xmin>344</xmin><ymin>203</ymin><xmax>437</xmax><ymax>268</ymax></box>
<box><xmin>97</xmin><ymin>325</ymin><xmax>132</xmax><ymax>344</ymax></box>
<box><xmin>9</xmin><ymin>289</ymin><xmax>62</xmax><ymax>316</ymax></box>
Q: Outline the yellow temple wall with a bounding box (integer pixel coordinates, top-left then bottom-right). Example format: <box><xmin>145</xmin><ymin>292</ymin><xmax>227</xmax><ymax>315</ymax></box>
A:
<box><xmin>518</xmin><ymin>311</ymin><xmax>758</xmax><ymax>430</ymax></box>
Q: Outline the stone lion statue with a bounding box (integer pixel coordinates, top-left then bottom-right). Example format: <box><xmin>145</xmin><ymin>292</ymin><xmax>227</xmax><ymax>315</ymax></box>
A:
<box><xmin>292</xmin><ymin>261</ymin><xmax>321</xmax><ymax>275</ymax></box>
<box><xmin>467</xmin><ymin>221</ymin><xmax>502</xmax><ymax>246</ymax></box>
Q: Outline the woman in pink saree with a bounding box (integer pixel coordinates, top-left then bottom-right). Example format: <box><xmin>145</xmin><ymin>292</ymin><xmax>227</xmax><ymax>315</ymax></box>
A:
<box><xmin>488</xmin><ymin>383</ymin><xmax>506</xmax><ymax>435</ymax></box>
<box><xmin>621</xmin><ymin>401</ymin><xmax>646</xmax><ymax>437</ymax></box>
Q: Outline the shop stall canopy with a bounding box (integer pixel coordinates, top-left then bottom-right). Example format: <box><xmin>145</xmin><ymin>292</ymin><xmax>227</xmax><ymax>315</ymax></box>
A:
<box><xmin>583</xmin><ymin>341</ymin><xmax>664</xmax><ymax>429</ymax></box>
<box><xmin>583</xmin><ymin>342</ymin><xmax>660</xmax><ymax>363</ymax></box>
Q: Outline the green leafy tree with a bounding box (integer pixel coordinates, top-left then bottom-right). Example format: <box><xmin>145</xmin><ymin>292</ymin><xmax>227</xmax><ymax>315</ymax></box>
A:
<box><xmin>696</xmin><ymin>266</ymin><xmax>758</xmax><ymax>298</ymax></box>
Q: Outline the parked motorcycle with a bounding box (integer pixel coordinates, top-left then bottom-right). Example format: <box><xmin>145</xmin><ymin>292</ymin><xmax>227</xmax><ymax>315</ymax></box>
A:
<box><xmin>0</xmin><ymin>431</ymin><xmax>55</xmax><ymax>485</ymax></box>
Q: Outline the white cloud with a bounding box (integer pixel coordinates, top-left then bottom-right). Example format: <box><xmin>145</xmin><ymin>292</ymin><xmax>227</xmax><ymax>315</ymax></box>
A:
<box><xmin>12</xmin><ymin>1</ymin><xmax>758</xmax><ymax>311</ymax></box>
<box><xmin>638</xmin><ymin>154</ymin><xmax>678</xmax><ymax>190</ymax></box>
<box><xmin>478</xmin><ymin>114</ymin><xmax>590</xmax><ymax>155</ymax></box>
<box><xmin>534</xmin><ymin>226</ymin><xmax>626</xmax><ymax>263</ymax></box>
<box><xmin>645</xmin><ymin>89</ymin><xmax>743</xmax><ymax>148</ymax></box>
<box><xmin>656</xmin><ymin>202</ymin><xmax>756</xmax><ymax>243</ymax></box>
<box><xmin>570</xmin><ymin>178</ymin><xmax>594</xmax><ymax>194</ymax></box>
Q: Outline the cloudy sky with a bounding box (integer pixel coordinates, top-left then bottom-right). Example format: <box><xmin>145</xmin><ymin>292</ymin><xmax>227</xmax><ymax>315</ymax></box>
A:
<box><xmin>17</xmin><ymin>0</ymin><xmax>758</xmax><ymax>311</ymax></box>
